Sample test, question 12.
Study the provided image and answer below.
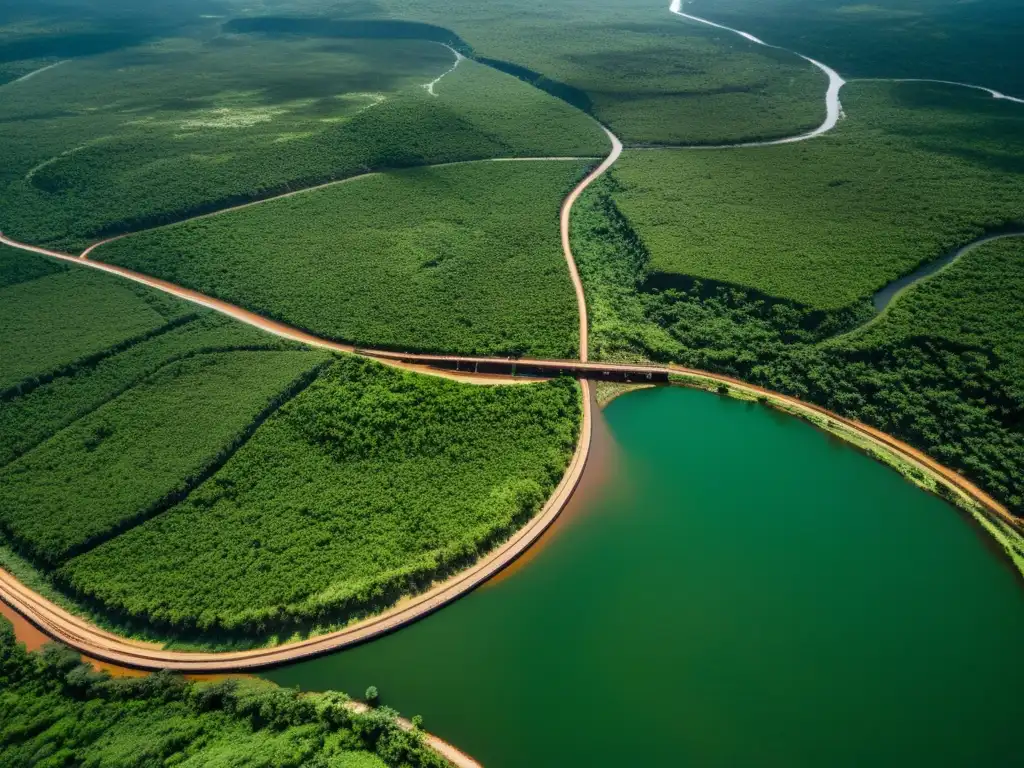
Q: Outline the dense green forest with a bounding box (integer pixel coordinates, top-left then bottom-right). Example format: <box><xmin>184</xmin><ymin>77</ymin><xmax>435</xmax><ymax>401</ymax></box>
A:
<box><xmin>0</xmin><ymin>252</ymin><xmax>307</xmax><ymax>468</ymax></box>
<box><xmin>0</xmin><ymin>617</ymin><xmax>450</xmax><ymax>768</ymax></box>
<box><xmin>94</xmin><ymin>161</ymin><xmax>586</xmax><ymax>358</ymax></box>
<box><xmin>385</xmin><ymin>0</ymin><xmax>826</xmax><ymax>145</ymax></box>
<box><xmin>692</xmin><ymin>0</ymin><xmax>1024</xmax><ymax>95</ymax></box>
<box><xmin>61</xmin><ymin>359</ymin><xmax>580</xmax><ymax>643</ymax></box>
<box><xmin>0</xmin><ymin>251</ymin><xmax>581</xmax><ymax>645</ymax></box>
<box><xmin>0</xmin><ymin>30</ymin><xmax>604</xmax><ymax>250</ymax></box>
<box><xmin>573</xmin><ymin>175</ymin><xmax>1024</xmax><ymax>515</ymax></box>
<box><xmin>0</xmin><ymin>350</ymin><xmax>328</xmax><ymax>565</ymax></box>
<box><xmin>0</xmin><ymin>266</ymin><xmax>189</xmax><ymax>392</ymax></box>
<box><xmin>0</xmin><ymin>243</ymin><xmax>65</xmax><ymax>288</ymax></box>
<box><xmin>613</xmin><ymin>81</ymin><xmax>1024</xmax><ymax>313</ymax></box>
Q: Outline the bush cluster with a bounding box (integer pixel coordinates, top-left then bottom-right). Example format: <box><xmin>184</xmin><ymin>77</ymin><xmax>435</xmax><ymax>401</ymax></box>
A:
<box><xmin>0</xmin><ymin>617</ymin><xmax>450</xmax><ymax>768</ymax></box>
<box><xmin>94</xmin><ymin>161</ymin><xmax>586</xmax><ymax>358</ymax></box>
<box><xmin>60</xmin><ymin>359</ymin><xmax>580</xmax><ymax>639</ymax></box>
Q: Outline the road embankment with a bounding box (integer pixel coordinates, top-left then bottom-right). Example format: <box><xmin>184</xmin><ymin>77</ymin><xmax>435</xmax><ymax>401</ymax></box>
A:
<box><xmin>0</xmin><ymin>380</ymin><xmax>594</xmax><ymax>672</ymax></box>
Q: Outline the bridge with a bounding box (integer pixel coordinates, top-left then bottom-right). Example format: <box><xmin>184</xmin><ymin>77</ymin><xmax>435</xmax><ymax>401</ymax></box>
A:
<box><xmin>357</xmin><ymin>349</ymin><xmax>672</xmax><ymax>382</ymax></box>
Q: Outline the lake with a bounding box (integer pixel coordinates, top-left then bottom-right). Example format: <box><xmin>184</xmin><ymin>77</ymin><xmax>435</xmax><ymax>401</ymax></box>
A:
<box><xmin>267</xmin><ymin>385</ymin><xmax>1024</xmax><ymax>767</ymax></box>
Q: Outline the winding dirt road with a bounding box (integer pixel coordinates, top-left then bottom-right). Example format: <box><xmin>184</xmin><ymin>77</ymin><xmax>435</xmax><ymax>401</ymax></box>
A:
<box><xmin>6</xmin><ymin>60</ymin><xmax>68</xmax><ymax>86</ymax></box>
<box><xmin>78</xmin><ymin>155</ymin><xmax>597</xmax><ymax>260</ymax></box>
<box><xmin>669</xmin><ymin>0</ymin><xmax>845</xmax><ymax>146</ymax></box>
<box><xmin>1</xmin><ymin>0</ymin><xmax>1021</xmax><ymax>693</ymax></box>
<box><xmin>560</xmin><ymin>126</ymin><xmax>622</xmax><ymax>361</ymax></box>
<box><xmin>0</xmin><ymin>380</ymin><xmax>593</xmax><ymax>673</ymax></box>
<box><xmin>666</xmin><ymin>0</ymin><xmax>1021</xmax><ymax>149</ymax></box>
<box><xmin>0</xmin><ymin>231</ymin><xmax>535</xmax><ymax>387</ymax></box>
<box><xmin>852</xmin><ymin>77</ymin><xmax>1024</xmax><ymax>105</ymax></box>
<box><xmin>423</xmin><ymin>44</ymin><xmax>465</xmax><ymax>96</ymax></box>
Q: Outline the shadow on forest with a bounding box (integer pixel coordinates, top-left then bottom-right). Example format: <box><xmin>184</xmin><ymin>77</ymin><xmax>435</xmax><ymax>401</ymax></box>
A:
<box><xmin>0</xmin><ymin>32</ymin><xmax>152</xmax><ymax>63</ymax></box>
<box><xmin>223</xmin><ymin>17</ymin><xmax>472</xmax><ymax>55</ymax></box>
<box><xmin>475</xmin><ymin>56</ymin><xmax>593</xmax><ymax>113</ymax></box>
<box><xmin>882</xmin><ymin>83</ymin><xmax>1024</xmax><ymax>175</ymax></box>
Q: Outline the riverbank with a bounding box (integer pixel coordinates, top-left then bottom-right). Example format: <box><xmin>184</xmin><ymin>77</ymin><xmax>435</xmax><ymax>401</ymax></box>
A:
<box><xmin>665</xmin><ymin>369</ymin><xmax>1024</xmax><ymax>576</ymax></box>
<box><xmin>1</xmin><ymin>598</ymin><xmax>482</xmax><ymax>766</ymax></box>
<box><xmin>267</xmin><ymin>384</ymin><xmax>1024</xmax><ymax>768</ymax></box>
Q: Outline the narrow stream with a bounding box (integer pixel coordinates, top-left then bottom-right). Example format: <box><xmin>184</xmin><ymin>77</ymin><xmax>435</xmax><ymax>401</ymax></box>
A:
<box><xmin>872</xmin><ymin>231</ymin><xmax>1024</xmax><ymax>312</ymax></box>
<box><xmin>267</xmin><ymin>386</ymin><xmax>1024</xmax><ymax>767</ymax></box>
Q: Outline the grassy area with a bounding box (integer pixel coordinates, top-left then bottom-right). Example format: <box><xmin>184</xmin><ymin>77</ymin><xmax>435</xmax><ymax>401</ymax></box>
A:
<box><xmin>693</xmin><ymin>0</ymin><xmax>1024</xmax><ymax>95</ymax></box>
<box><xmin>0</xmin><ymin>617</ymin><xmax>449</xmax><ymax>768</ymax></box>
<box><xmin>0</xmin><ymin>350</ymin><xmax>328</xmax><ymax>566</ymax></box>
<box><xmin>387</xmin><ymin>0</ymin><xmax>826</xmax><ymax>145</ymax></box>
<box><xmin>60</xmin><ymin>359</ymin><xmax>580</xmax><ymax>641</ymax></box>
<box><xmin>0</xmin><ymin>26</ymin><xmax>605</xmax><ymax>250</ymax></box>
<box><xmin>94</xmin><ymin>160</ymin><xmax>587</xmax><ymax>358</ymax></box>
<box><xmin>612</xmin><ymin>81</ymin><xmax>1024</xmax><ymax>311</ymax></box>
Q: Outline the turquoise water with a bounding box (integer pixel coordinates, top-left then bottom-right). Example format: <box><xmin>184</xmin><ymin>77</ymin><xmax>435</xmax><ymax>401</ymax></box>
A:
<box><xmin>267</xmin><ymin>386</ymin><xmax>1024</xmax><ymax>767</ymax></box>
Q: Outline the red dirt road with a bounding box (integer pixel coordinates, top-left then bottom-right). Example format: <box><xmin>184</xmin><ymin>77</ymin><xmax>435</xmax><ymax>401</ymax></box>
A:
<box><xmin>1</xmin><ymin>122</ymin><xmax>1018</xmax><ymax>684</ymax></box>
<box><xmin>0</xmin><ymin>381</ymin><xmax>593</xmax><ymax>674</ymax></box>
<box><xmin>560</xmin><ymin>125</ymin><xmax>622</xmax><ymax>362</ymax></box>
<box><xmin>0</xmin><ymin>233</ymin><xmax>529</xmax><ymax>386</ymax></box>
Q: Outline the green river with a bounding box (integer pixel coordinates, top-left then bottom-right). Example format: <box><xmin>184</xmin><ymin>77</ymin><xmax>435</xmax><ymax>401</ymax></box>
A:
<box><xmin>267</xmin><ymin>386</ymin><xmax>1024</xmax><ymax>767</ymax></box>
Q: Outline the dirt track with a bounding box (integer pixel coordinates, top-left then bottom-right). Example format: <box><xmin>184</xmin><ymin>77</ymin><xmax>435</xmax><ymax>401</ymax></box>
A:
<box><xmin>0</xmin><ymin>232</ymin><xmax>532</xmax><ymax>387</ymax></box>
<box><xmin>0</xmin><ymin>381</ymin><xmax>593</xmax><ymax>673</ymax></box>
<box><xmin>2</xmin><ymin>109</ymin><xmax>1020</xmax><ymax>676</ymax></box>
<box><xmin>1</xmin><ymin>6</ymin><xmax>1020</xmax><ymax>684</ymax></box>
<box><xmin>559</xmin><ymin>125</ymin><xmax>622</xmax><ymax>361</ymax></box>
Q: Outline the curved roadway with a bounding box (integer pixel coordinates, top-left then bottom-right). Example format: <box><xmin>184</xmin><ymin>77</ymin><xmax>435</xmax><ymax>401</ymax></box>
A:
<box><xmin>0</xmin><ymin>0</ymin><xmax>1021</xmax><ymax>680</ymax></box>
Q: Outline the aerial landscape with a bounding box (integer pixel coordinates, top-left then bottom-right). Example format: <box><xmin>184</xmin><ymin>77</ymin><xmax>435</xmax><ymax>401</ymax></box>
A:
<box><xmin>0</xmin><ymin>0</ymin><xmax>1021</xmax><ymax>765</ymax></box>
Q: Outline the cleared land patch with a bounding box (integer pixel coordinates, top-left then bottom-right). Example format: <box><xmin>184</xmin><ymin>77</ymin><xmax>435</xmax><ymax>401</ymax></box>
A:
<box><xmin>60</xmin><ymin>358</ymin><xmax>581</xmax><ymax>642</ymax></box>
<box><xmin>93</xmin><ymin>161</ymin><xmax>588</xmax><ymax>358</ymax></box>
<box><xmin>0</xmin><ymin>33</ymin><xmax>605</xmax><ymax>250</ymax></box>
<box><xmin>612</xmin><ymin>81</ymin><xmax>1024</xmax><ymax>310</ymax></box>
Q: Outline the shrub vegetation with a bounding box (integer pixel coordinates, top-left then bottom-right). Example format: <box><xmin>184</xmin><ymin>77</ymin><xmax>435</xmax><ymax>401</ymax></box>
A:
<box><xmin>0</xmin><ymin>32</ymin><xmax>605</xmax><ymax>250</ymax></box>
<box><xmin>0</xmin><ymin>265</ymin><xmax>188</xmax><ymax>393</ymax></box>
<box><xmin>612</xmin><ymin>82</ymin><xmax>1024</xmax><ymax>312</ymax></box>
<box><xmin>60</xmin><ymin>359</ymin><xmax>581</xmax><ymax>640</ymax></box>
<box><xmin>0</xmin><ymin>350</ymin><xmax>329</xmax><ymax>566</ymax></box>
<box><xmin>573</xmin><ymin>176</ymin><xmax>1024</xmax><ymax>516</ymax></box>
<box><xmin>0</xmin><ymin>253</ymin><xmax>306</xmax><ymax>472</ymax></box>
<box><xmin>0</xmin><ymin>617</ymin><xmax>450</xmax><ymax>768</ymax></box>
<box><xmin>387</xmin><ymin>0</ymin><xmax>827</xmax><ymax>145</ymax></box>
<box><xmin>94</xmin><ymin>161</ymin><xmax>587</xmax><ymax>358</ymax></box>
<box><xmin>0</xmin><ymin>312</ymin><xmax>304</xmax><ymax>469</ymax></box>
<box><xmin>0</xmin><ymin>243</ymin><xmax>66</xmax><ymax>288</ymax></box>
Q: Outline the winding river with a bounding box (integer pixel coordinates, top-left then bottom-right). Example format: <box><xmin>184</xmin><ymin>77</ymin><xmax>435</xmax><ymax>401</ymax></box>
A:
<box><xmin>669</xmin><ymin>0</ymin><xmax>845</xmax><ymax>146</ymax></box>
<box><xmin>872</xmin><ymin>232</ymin><xmax>1024</xmax><ymax>313</ymax></box>
<box><xmin>267</xmin><ymin>386</ymin><xmax>1024</xmax><ymax>768</ymax></box>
